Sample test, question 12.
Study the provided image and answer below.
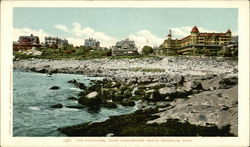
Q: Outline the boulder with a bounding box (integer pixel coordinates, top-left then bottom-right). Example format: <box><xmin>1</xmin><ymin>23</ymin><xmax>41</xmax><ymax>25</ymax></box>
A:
<box><xmin>120</xmin><ymin>100</ymin><xmax>136</xmax><ymax>107</ymax></box>
<box><xmin>158</xmin><ymin>87</ymin><xmax>192</xmax><ymax>100</ymax></box>
<box><xmin>77</xmin><ymin>83</ymin><xmax>87</xmax><ymax>90</ymax></box>
<box><xmin>159</xmin><ymin>87</ymin><xmax>177</xmax><ymax>96</ymax></box>
<box><xmin>78</xmin><ymin>91</ymin><xmax>102</xmax><ymax>107</ymax></box>
<box><xmin>175</xmin><ymin>88</ymin><xmax>193</xmax><ymax>98</ymax></box>
<box><xmin>112</xmin><ymin>93</ymin><xmax>126</xmax><ymax>102</ymax></box>
<box><xmin>50</xmin><ymin>103</ymin><xmax>63</xmax><ymax>108</ymax></box>
<box><xmin>183</xmin><ymin>81</ymin><xmax>203</xmax><ymax>90</ymax></box>
<box><xmin>219</xmin><ymin>77</ymin><xmax>238</xmax><ymax>89</ymax></box>
<box><xmin>86</xmin><ymin>91</ymin><xmax>98</xmax><ymax>99</ymax></box>
<box><xmin>103</xmin><ymin>102</ymin><xmax>117</xmax><ymax>109</ymax></box>
<box><xmin>50</xmin><ymin>86</ymin><xmax>60</xmax><ymax>90</ymax></box>
<box><xmin>148</xmin><ymin>90</ymin><xmax>163</xmax><ymax>101</ymax></box>
<box><xmin>148</xmin><ymin>85</ymin><xmax>238</xmax><ymax>136</ymax></box>
<box><xmin>68</xmin><ymin>79</ymin><xmax>86</xmax><ymax>90</ymax></box>
<box><xmin>171</xmin><ymin>75</ymin><xmax>185</xmax><ymax>85</ymax></box>
<box><xmin>68</xmin><ymin>79</ymin><xmax>77</xmax><ymax>84</ymax></box>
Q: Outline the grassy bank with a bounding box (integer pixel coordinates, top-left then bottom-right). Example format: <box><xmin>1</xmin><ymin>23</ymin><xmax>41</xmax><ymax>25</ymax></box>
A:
<box><xmin>13</xmin><ymin>44</ymin><xmax>238</xmax><ymax>60</ymax></box>
<box><xmin>13</xmin><ymin>49</ymin><xmax>155</xmax><ymax>60</ymax></box>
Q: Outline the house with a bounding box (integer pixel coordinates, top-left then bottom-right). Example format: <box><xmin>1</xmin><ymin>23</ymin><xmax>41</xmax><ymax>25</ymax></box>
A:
<box><xmin>84</xmin><ymin>38</ymin><xmax>100</xmax><ymax>48</ymax></box>
<box><xmin>161</xmin><ymin>26</ymin><xmax>232</xmax><ymax>54</ymax></box>
<box><xmin>222</xmin><ymin>36</ymin><xmax>238</xmax><ymax>56</ymax></box>
<box><xmin>13</xmin><ymin>34</ymin><xmax>40</xmax><ymax>51</ymax></box>
<box><xmin>223</xmin><ymin>36</ymin><xmax>238</xmax><ymax>50</ymax></box>
<box><xmin>45</xmin><ymin>37</ymin><xmax>68</xmax><ymax>49</ymax></box>
<box><xmin>112</xmin><ymin>39</ymin><xmax>138</xmax><ymax>56</ymax></box>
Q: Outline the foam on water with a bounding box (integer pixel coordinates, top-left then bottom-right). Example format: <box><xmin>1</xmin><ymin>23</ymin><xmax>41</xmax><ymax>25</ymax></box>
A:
<box><xmin>69</xmin><ymin>87</ymin><xmax>82</xmax><ymax>91</ymax></box>
<box><xmin>28</xmin><ymin>106</ymin><xmax>40</xmax><ymax>111</ymax></box>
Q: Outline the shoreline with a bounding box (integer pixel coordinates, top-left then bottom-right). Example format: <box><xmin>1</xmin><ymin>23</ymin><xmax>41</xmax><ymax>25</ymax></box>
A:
<box><xmin>13</xmin><ymin>56</ymin><xmax>238</xmax><ymax>136</ymax></box>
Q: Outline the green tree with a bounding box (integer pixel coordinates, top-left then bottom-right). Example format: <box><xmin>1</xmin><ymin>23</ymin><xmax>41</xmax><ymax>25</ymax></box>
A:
<box><xmin>141</xmin><ymin>46</ymin><xmax>154</xmax><ymax>55</ymax></box>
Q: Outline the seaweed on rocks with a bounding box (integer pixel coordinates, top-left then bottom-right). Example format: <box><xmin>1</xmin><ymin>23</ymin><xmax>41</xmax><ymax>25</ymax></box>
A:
<box><xmin>58</xmin><ymin>107</ymin><xmax>234</xmax><ymax>136</ymax></box>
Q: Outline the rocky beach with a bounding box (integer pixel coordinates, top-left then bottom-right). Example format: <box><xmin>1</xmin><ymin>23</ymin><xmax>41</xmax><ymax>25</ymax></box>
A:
<box><xmin>14</xmin><ymin>56</ymin><xmax>237</xmax><ymax>77</ymax></box>
<box><xmin>13</xmin><ymin>56</ymin><xmax>238</xmax><ymax>136</ymax></box>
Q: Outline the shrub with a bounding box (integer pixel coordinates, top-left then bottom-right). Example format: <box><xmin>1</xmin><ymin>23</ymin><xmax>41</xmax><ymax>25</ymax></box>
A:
<box><xmin>141</xmin><ymin>46</ymin><xmax>154</xmax><ymax>55</ymax></box>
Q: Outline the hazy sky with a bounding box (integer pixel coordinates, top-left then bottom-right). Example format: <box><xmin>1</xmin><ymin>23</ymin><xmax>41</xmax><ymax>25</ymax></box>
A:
<box><xmin>13</xmin><ymin>8</ymin><xmax>238</xmax><ymax>47</ymax></box>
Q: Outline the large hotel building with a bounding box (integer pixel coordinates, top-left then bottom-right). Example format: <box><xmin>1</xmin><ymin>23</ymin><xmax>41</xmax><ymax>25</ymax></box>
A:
<box><xmin>161</xmin><ymin>26</ymin><xmax>232</xmax><ymax>53</ymax></box>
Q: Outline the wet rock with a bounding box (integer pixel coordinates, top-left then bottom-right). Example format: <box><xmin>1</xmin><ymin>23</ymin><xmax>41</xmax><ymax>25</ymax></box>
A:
<box><xmin>78</xmin><ymin>91</ymin><xmax>102</xmax><ymax>108</ymax></box>
<box><xmin>50</xmin><ymin>86</ymin><xmax>60</xmax><ymax>90</ymax></box>
<box><xmin>50</xmin><ymin>69</ymin><xmax>58</xmax><ymax>73</ymax></box>
<box><xmin>103</xmin><ymin>102</ymin><xmax>117</xmax><ymax>109</ymax></box>
<box><xmin>66</xmin><ymin>105</ymin><xmax>84</xmax><ymax>109</ymax></box>
<box><xmin>112</xmin><ymin>93</ymin><xmax>126</xmax><ymax>102</ymax></box>
<box><xmin>77</xmin><ymin>83</ymin><xmax>87</xmax><ymax>90</ymax></box>
<box><xmin>37</xmin><ymin>69</ymin><xmax>47</xmax><ymax>73</ymax></box>
<box><xmin>120</xmin><ymin>100</ymin><xmax>136</xmax><ymax>107</ymax></box>
<box><xmin>50</xmin><ymin>103</ymin><xmax>63</xmax><ymax>108</ymax></box>
<box><xmin>219</xmin><ymin>77</ymin><xmax>238</xmax><ymax>89</ymax></box>
<box><xmin>68</xmin><ymin>79</ymin><xmax>86</xmax><ymax>90</ymax></box>
<box><xmin>68</xmin><ymin>79</ymin><xmax>77</xmax><ymax>84</ymax></box>
<box><xmin>30</xmin><ymin>67</ymin><xmax>37</xmax><ymax>72</ymax></box>
<box><xmin>67</xmin><ymin>97</ymin><xmax>78</xmax><ymax>100</ymax></box>
<box><xmin>124</xmin><ymin>91</ymin><xmax>132</xmax><ymax>98</ymax></box>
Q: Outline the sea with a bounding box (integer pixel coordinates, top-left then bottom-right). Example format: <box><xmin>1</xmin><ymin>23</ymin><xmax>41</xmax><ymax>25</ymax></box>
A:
<box><xmin>13</xmin><ymin>70</ymin><xmax>138</xmax><ymax>137</ymax></box>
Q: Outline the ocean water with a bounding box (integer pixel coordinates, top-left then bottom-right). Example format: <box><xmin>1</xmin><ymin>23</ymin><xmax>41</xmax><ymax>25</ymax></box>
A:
<box><xmin>13</xmin><ymin>71</ymin><xmax>138</xmax><ymax>137</ymax></box>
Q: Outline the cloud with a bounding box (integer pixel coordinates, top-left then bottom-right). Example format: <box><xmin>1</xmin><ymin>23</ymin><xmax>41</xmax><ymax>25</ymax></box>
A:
<box><xmin>13</xmin><ymin>25</ymin><xmax>164</xmax><ymax>50</ymax></box>
<box><xmin>13</xmin><ymin>28</ymin><xmax>50</xmax><ymax>43</ymax></box>
<box><xmin>54</xmin><ymin>24</ymin><xmax>69</xmax><ymax>33</ymax></box>
<box><xmin>128</xmin><ymin>30</ymin><xmax>165</xmax><ymax>52</ymax></box>
<box><xmin>54</xmin><ymin>22</ymin><xmax>117</xmax><ymax>47</ymax></box>
<box><xmin>170</xmin><ymin>26</ymin><xmax>216</xmax><ymax>39</ymax></box>
<box><xmin>72</xmin><ymin>23</ymin><xmax>95</xmax><ymax>37</ymax></box>
<box><xmin>16</xmin><ymin>24</ymin><xmax>228</xmax><ymax>49</ymax></box>
<box><xmin>66</xmin><ymin>37</ymin><xmax>84</xmax><ymax>47</ymax></box>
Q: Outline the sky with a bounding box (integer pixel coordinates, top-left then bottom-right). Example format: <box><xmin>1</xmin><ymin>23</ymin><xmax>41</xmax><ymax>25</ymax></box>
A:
<box><xmin>13</xmin><ymin>8</ymin><xmax>238</xmax><ymax>48</ymax></box>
